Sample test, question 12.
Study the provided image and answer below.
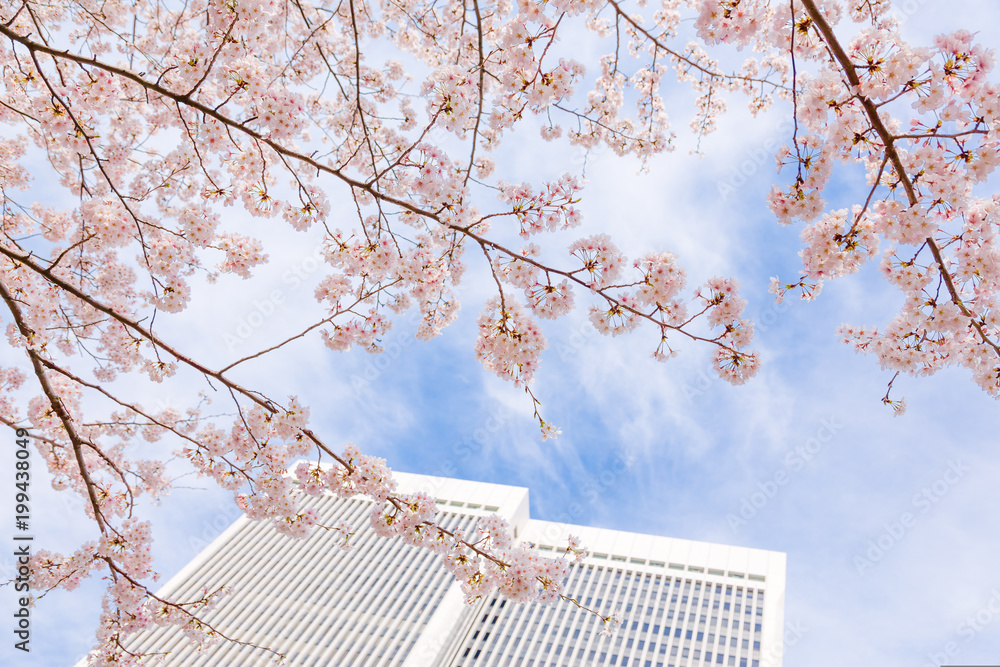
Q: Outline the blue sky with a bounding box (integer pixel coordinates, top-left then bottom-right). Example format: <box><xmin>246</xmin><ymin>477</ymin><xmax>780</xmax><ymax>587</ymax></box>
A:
<box><xmin>2</xmin><ymin>2</ymin><xmax>1000</xmax><ymax>666</ymax></box>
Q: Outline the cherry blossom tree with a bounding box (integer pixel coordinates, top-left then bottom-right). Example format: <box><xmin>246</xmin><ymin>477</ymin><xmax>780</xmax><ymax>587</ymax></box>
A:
<box><xmin>0</xmin><ymin>0</ymin><xmax>996</xmax><ymax>663</ymax></box>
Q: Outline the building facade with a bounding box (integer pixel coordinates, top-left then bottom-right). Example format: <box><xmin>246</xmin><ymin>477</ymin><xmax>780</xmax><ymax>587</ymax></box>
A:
<box><xmin>123</xmin><ymin>472</ymin><xmax>786</xmax><ymax>666</ymax></box>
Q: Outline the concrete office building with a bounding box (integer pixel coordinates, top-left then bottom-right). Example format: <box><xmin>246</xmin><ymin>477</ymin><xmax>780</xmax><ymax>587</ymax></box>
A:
<box><xmin>123</xmin><ymin>472</ymin><xmax>786</xmax><ymax>666</ymax></box>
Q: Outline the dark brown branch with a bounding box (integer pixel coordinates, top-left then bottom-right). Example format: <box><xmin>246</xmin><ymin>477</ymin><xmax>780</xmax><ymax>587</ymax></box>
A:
<box><xmin>799</xmin><ymin>0</ymin><xmax>1000</xmax><ymax>357</ymax></box>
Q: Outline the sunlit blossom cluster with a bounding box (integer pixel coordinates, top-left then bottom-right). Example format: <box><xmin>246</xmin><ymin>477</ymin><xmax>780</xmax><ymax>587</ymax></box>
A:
<box><xmin>475</xmin><ymin>296</ymin><xmax>547</xmax><ymax>387</ymax></box>
<box><xmin>499</xmin><ymin>175</ymin><xmax>583</xmax><ymax>237</ymax></box>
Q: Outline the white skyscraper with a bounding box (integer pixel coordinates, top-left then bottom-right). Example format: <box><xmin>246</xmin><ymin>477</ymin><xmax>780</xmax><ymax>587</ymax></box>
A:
<box><xmin>123</xmin><ymin>472</ymin><xmax>786</xmax><ymax>666</ymax></box>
